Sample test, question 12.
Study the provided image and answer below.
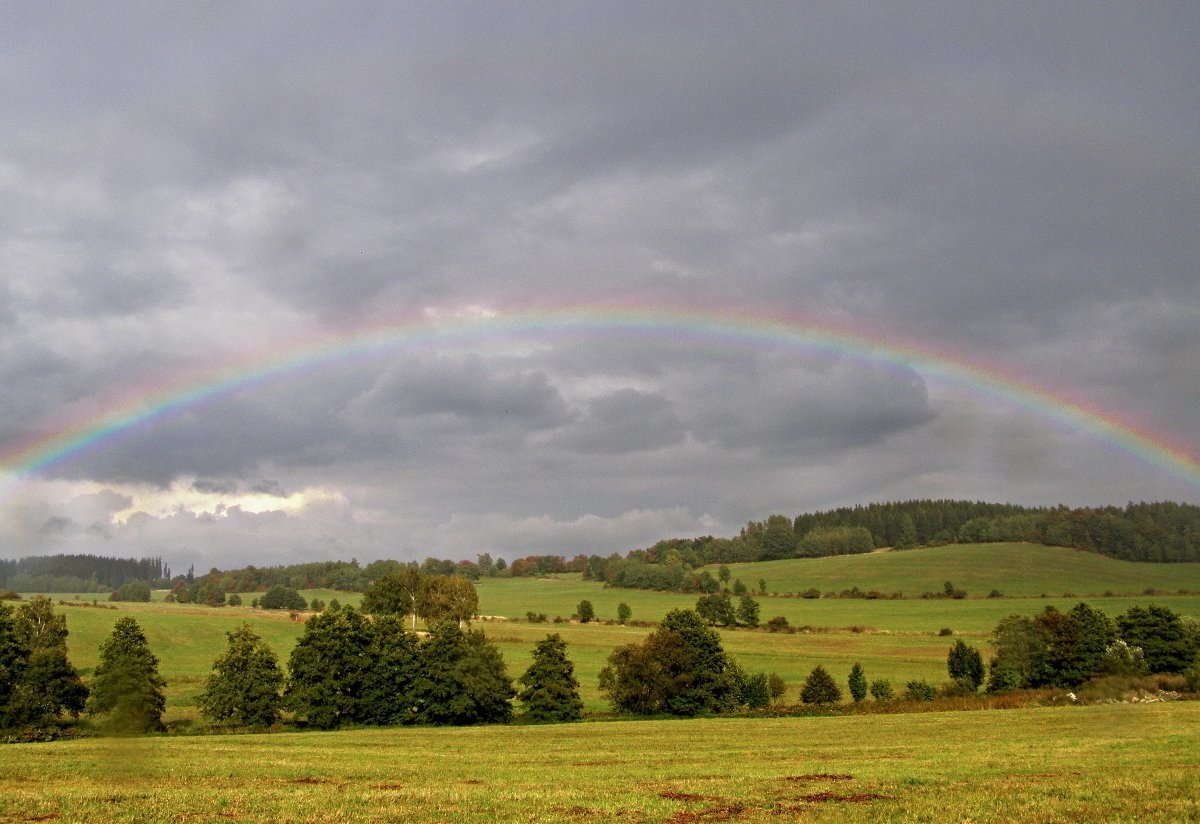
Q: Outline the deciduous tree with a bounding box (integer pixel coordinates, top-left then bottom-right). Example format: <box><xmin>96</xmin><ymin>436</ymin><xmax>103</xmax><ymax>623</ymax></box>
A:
<box><xmin>413</xmin><ymin>621</ymin><xmax>513</xmax><ymax>725</ymax></box>
<box><xmin>946</xmin><ymin>640</ymin><xmax>985</xmax><ymax>691</ymax></box>
<box><xmin>198</xmin><ymin>624</ymin><xmax>284</xmax><ymax>727</ymax></box>
<box><xmin>285</xmin><ymin>607</ymin><xmax>376</xmax><ymax>729</ymax></box>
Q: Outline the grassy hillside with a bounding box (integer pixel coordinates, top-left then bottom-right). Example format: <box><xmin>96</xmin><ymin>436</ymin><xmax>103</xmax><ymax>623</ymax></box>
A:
<box><xmin>33</xmin><ymin>588</ymin><xmax>1200</xmax><ymax>720</ymax></box>
<box><xmin>3</xmin><ymin>703</ymin><xmax>1198</xmax><ymax>822</ymax></box>
<box><xmin>20</xmin><ymin>542</ymin><xmax>1200</xmax><ymax>721</ymax></box>
<box><xmin>718</xmin><ymin>542</ymin><xmax>1200</xmax><ymax>598</ymax></box>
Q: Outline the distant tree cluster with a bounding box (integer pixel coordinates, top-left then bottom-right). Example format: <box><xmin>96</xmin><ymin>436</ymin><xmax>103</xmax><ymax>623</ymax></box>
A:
<box><xmin>988</xmin><ymin>602</ymin><xmax>1198</xmax><ymax>691</ymax></box>
<box><xmin>277</xmin><ymin>607</ymin><xmax>514</xmax><ymax>729</ymax></box>
<box><xmin>598</xmin><ymin>609</ymin><xmax>774</xmax><ymax>716</ymax></box>
<box><xmin>166</xmin><ymin>579</ymin><xmax>226</xmax><ymax>606</ymax></box>
<box><xmin>361</xmin><ymin>570</ymin><xmax>478</xmax><ymax>627</ymax></box>
<box><xmin>0</xmin><ymin>554</ymin><xmax>168</xmax><ymax>594</ymax></box>
<box><xmin>575</xmin><ymin>500</ymin><xmax>1200</xmax><ymax>594</ymax></box>
<box><xmin>109</xmin><ymin>581</ymin><xmax>152</xmax><ymax>603</ymax></box>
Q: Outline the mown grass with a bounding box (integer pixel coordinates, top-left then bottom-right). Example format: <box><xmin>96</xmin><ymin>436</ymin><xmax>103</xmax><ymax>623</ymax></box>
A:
<box><xmin>2</xmin><ymin>703</ymin><xmax>1197</xmax><ymax>822</ymax></box>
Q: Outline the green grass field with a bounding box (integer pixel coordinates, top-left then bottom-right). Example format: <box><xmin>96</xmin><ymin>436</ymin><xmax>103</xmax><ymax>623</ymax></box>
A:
<box><xmin>9</xmin><ymin>545</ymin><xmax>1200</xmax><ymax>821</ymax></box>
<box><xmin>718</xmin><ymin>542</ymin><xmax>1200</xmax><ymax>598</ymax></box>
<box><xmin>23</xmin><ymin>587</ymin><xmax>1200</xmax><ymax>719</ymax></box>
<box><xmin>2</xmin><ymin>703</ymin><xmax>1197</xmax><ymax>822</ymax></box>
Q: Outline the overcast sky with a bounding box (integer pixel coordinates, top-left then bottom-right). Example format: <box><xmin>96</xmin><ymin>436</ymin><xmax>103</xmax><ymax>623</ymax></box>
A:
<box><xmin>1</xmin><ymin>3</ymin><xmax>1197</xmax><ymax>571</ymax></box>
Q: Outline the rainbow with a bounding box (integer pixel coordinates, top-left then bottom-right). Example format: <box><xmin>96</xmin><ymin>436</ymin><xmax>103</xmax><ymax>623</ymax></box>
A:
<box><xmin>2</xmin><ymin>302</ymin><xmax>1198</xmax><ymax>491</ymax></box>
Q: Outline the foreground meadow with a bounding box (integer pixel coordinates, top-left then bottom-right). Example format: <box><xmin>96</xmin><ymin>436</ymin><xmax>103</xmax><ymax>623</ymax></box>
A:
<box><xmin>1</xmin><ymin>702</ymin><xmax>1197</xmax><ymax>822</ymax></box>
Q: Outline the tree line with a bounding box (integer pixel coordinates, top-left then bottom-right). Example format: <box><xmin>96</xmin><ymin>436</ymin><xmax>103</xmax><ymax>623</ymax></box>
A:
<box><xmin>0</xmin><ymin>555</ymin><xmax>169</xmax><ymax>594</ymax></box>
<box><xmin>8</xmin><ymin>500</ymin><xmax>1196</xmax><ymax>606</ymax></box>
<box><xmin>3</xmin><ymin>594</ymin><xmax>1198</xmax><ymax>740</ymax></box>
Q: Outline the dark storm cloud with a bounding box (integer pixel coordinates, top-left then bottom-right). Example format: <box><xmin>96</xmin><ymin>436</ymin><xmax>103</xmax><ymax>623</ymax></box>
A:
<box><xmin>0</xmin><ymin>2</ymin><xmax>1196</xmax><ymax>566</ymax></box>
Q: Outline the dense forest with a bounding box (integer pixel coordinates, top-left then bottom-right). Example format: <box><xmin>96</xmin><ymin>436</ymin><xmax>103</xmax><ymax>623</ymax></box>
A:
<box><xmin>0</xmin><ymin>554</ymin><xmax>168</xmax><ymax>594</ymax></box>
<box><xmin>589</xmin><ymin>501</ymin><xmax>1200</xmax><ymax>592</ymax></box>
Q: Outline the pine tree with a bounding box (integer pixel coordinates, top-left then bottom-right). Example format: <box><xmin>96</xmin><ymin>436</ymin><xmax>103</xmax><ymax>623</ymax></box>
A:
<box><xmin>86</xmin><ymin>617</ymin><xmax>167</xmax><ymax>733</ymax></box>
<box><xmin>517</xmin><ymin>633</ymin><xmax>583</xmax><ymax>722</ymax></box>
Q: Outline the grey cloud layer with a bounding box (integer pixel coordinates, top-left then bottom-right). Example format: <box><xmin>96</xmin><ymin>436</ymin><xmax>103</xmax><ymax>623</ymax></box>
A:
<box><xmin>1</xmin><ymin>2</ymin><xmax>1196</xmax><ymax>567</ymax></box>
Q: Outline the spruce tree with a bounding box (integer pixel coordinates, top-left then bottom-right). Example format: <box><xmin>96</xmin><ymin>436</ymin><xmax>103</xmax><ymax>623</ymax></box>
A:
<box><xmin>848</xmin><ymin>663</ymin><xmax>867</xmax><ymax>702</ymax></box>
<box><xmin>517</xmin><ymin>633</ymin><xmax>583</xmax><ymax>722</ymax></box>
<box><xmin>86</xmin><ymin>617</ymin><xmax>167</xmax><ymax>733</ymax></box>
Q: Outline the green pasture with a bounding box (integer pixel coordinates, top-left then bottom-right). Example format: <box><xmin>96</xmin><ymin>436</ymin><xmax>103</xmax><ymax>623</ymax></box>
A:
<box><xmin>2</xmin><ymin>703</ymin><xmax>1197</xmax><ymax>822</ymax></box>
<box><xmin>26</xmin><ymin>587</ymin><xmax>1200</xmax><ymax>720</ymax></box>
<box><xmin>719</xmin><ymin>542</ymin><xmax>1200</xmax><ymax>598</ymax></box>
<box><xmin>21</xmin><ymin>542</ymin><xmax>1200</xmax><ymax>718</ymax></box>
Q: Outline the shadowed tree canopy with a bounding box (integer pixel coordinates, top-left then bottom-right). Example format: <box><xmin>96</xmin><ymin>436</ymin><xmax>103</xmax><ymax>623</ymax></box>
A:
<box><xmin>517</xmin><ymin>633</ymin><xmax>583</xmax><ymax>723</ymax></box>
<box><xmin>599</xmin><ymin>608</ymin><xmax>740</xmax><ymax>717</ymax></box>
<box><xmin>198</xmin><ymin>623</ymin><xmax>284</xmax><ymax>728</ymax></box>
<box><xmin>85</xmin><ymin>617</ymin><xmax>166</xmax><ymax>733</ymax></box>
<box><xmin>285</xmin><ymin>606</ymin><xmax>377</xmax><ymax>729</ymax></box>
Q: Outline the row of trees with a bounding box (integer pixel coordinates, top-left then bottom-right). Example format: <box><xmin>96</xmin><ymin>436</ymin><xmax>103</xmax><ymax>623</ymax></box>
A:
<box><xmin>201</xmin><ymin>609</ymin><xmax>582</xmax><ymax>729</ymax></box>
<box><xmin>0</xmin><ymin>555</ymin><xmax>169</xmax><ymax>594</ymax></box>
<box><xmin>989</xmin><ymin>602</ymin><xmax>1198</xmax><ymax>690</ymax></box>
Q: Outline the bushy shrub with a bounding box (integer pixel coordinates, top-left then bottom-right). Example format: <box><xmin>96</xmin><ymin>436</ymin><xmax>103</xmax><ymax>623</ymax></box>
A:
<box><xmin>946</xmin><ymin>640</ymin><xmax>985</xmax><ymax>691</ymax></box>
<box><xmin>767</xmin><ymin>673</ymin><xmax>787</xmax><ymax>704</ymax></box>
<box><xmin>903</xmin><ymin>680</ymin><xmax>936</xmax><ymax>701</ymax></box>
<box><xmin>799</xmin><ymin>665</ymin><xmax>842</xmax><ymax>705</ymax></box>
<box><xmin>1098</xmin><ymin>639</ymin><xmax>1149</xmax><ymax>677</ymax></box>
<box><xmin>869</xmin><ymin>679</ymin><xmax>894</xmax><ymax>701</ymax></box>
<box><xmin>740</xmin><ymin>672</ymin><xmax>771</xmax><ymax>708</ymax></box>
<box><xmin>765</xmin><ymin>616</ymin><xmax>791</xmax><ymax>633</ymax></box>
<box><xmin>261</xmin><ymin>586</ymin><xmax>307</xmax><ymax>611</ymax></box>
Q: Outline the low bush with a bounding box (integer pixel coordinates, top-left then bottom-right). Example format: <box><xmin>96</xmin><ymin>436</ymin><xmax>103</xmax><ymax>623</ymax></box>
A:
<box><xmin>904</xmin><ymin>680</ymin><xmax>937</xmax><ymax>701</ymax></box>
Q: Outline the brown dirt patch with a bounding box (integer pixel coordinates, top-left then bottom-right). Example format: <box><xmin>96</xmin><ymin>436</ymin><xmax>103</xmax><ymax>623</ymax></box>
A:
<box><xmin>659</xmin><ymin>791</ymin><xmax>723</xmax><ymax>802</ymax></box>
<box><xmin>773</xmin><ymin>792</ymin><xmax>892</xmax><ymax>810</ymax></box>
<box><xmin>288</xmin><ymin>777</ymin><xmax>334</xmax><ymax>785</ymax></box>
<box><xmin>783</xmin><ymin>773</ymin><xmax>854</xmax><ymax>782</ymax></box>
<box><xmin>665</xmin><ymin>803</ymin><xmax>746</xmax><ymax>823</ymax></box>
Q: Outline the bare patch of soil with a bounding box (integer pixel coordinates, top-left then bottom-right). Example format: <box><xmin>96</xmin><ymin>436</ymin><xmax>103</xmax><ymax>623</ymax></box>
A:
<box><xmin>782</xmin><ymin>773</ymin><xmax>853</xmax><ymax>782</ymax></box>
